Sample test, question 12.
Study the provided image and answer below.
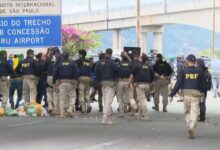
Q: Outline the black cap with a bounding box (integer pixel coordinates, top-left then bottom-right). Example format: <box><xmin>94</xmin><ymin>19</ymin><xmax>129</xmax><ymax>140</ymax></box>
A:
<box><xmin>156</xmin><ymin>53</ymin><xmax>163</xmax><ymax>60</ymax></box>
<box><xmin>197</xmin><ymin>58</ymin><xmax>205</xmax><ymax>66</ymax></box>
<box><xmin>79</xmin><ymin>49</ymin><xmax>87</xmax><ymax>58</ymax></box>
<box><xmin>186</xmin><ymin>54</ymin><xmax>196</xmax><ymax>63</ymax></box>
<box><xmin>52</xmin><ymin>47</ymin><xmax>60</xmax><ymax>54</ymax></box>
<box><xmin>62</xmin><ymin>51</ymin><xmax>69</xmax><ymax>59</ymax></box>
<box><xmin>27</xmin><ymin>49</ymin><xmax>34</xmax><ymax>55</ymax></box>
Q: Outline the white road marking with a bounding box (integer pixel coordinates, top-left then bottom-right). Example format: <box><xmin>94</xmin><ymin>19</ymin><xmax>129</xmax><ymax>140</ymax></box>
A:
<box><xmin>72</xmin><ymin>139</ymin><xmax>125</xmax><ymax>150</ymax></box>
<box><xmin>8</xmin><ymin>121</ymin><xmax>43</xmax><ymax>127</ymax></box>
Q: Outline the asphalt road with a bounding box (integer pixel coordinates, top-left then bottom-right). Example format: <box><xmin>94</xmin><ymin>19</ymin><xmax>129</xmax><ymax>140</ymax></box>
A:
<box><xmin>0</xmin><ymin>92</ymin><xmax>220</xmax><ymax>150</ymax></box>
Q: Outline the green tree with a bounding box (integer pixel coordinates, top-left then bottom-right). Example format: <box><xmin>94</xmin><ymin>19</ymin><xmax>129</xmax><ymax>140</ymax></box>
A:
<box><xmin>62</xmin><ymin>26</ymin><xmax>101</xmax><ymax>56</ymax></box>
<box><xmin>198</xmin><ymin>49</ymin><xmax>220</xmax><ymax>59</ymax></box>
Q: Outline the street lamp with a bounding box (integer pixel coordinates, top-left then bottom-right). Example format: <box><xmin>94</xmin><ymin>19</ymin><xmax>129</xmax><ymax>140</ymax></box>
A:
<box><xmin>212</xmin><ymin>0</ymin><xmax>216</xmax><ymax>58</ymax></box>
<box><xmin>164</xmin><ymin>0</ymin><xmax>167</xmax><ymax>14</ymax></box>
<box><xmin>136</xmin><ymin>0</ymin><xmax>141</xmax><ymax>47</ymax></box>
<box><xmin>88</xmin><ymin>0</ymin><xmax>92</xmax><ymax>12</ymax></box>
<box><xmin>106</xmin><ymin>0</ymin><xmax>109</xmax><ymax>30</ymax></box>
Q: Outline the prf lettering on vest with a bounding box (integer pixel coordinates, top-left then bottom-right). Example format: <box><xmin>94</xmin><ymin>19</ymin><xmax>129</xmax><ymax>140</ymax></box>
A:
<box><xmin>22</xmin><ymin>63</ymin><xmax>30</xmax><ymax>68</ymax></box>
<box><xmin>122</xmin><ymin>63</ymin><xmax>128</xmax><ymax>67</ymax></box>
<box><xmin>185</xmin><ymin>74</ymin><xmax>198</xmax><ymax>79</ymax></box>
<box><xmin>142</xmin><ymin>65</ymin><xmax>148</xmax><ymax>69</ymax></box>
<box><xmin>62</xmin><ymin>62</ymin><xmax>69</xmax><ymax>66</ymax></box>
<box><xmin>83</xmin><ymin>62</ymin><xmax>90</xmax><ymax>67</ymax></box>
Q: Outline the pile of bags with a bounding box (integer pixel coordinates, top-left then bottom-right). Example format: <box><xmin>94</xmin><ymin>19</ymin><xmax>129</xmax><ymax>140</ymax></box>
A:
<box><xmin>0</xmin><ymin>103</ymin><xmax>4</xmax><ymax>116</ymax></box>
<box><xmin>0</xmin><ymin>100</ymin><xmax>49</xmax><ymax>117</ymax></box>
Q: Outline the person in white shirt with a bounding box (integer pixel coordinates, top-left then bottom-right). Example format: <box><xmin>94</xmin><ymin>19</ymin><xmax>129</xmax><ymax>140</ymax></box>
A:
<box><xmin>206</xmin><ymin>58</ymin><xmax>220</xmax><ymax>98</ymax></box>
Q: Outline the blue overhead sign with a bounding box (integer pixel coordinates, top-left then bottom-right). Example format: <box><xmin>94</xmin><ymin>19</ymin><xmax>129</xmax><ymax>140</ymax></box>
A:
<box><xmin>0</xmin><ymin>16</ymin><xmax>61</xmax><ymax>47</ymax></box>
<box><xmin>0</xmin><ymin>0</ymin><xmax>62</xmax><ymax>48</ymax></box>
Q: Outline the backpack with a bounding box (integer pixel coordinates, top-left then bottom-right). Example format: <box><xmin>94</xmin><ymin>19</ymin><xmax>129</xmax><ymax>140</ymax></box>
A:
<box><xmin>202</xmin><ymin>70</ymin><xmax>212</xmax><ymax>91</ymax></box>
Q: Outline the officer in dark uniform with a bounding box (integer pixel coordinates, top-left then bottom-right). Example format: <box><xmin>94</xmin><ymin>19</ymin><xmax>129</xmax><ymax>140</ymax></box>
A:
<box><xmin>169</xmin><ymin>54</ymin><xmax>204</xmax><ymax>139</ymax></box>
<box><xmin>36</xmin><ymin>53</ymin><xmax>48</xmax><ymax>106</ymax></box>
<box><xmin>16</xmin><ymin>49</ymin><xmax>38</xmax><ymax>103</ymax></box>
<box><xmin>131</xmin><ymin>50</ymin><xmax>141</xmax><ymax>104</ymax></box>
<box><xmin>90</xmin><ymin>53</ymin><xmax>105</xmax><ymax>112</ymax></box>
<box><xmin>75</xmin><ymin>49</ymin><xmax>93</xmax><ymax>113</ymax></box>
<box><xmin>129</xmin><ymin>53</ymin><xmax>154</xmax><ymax>120</ymax></box>
<box><xmin>95</xmin><ymin>48</ymin><xmax>118</xmax><ymax>124</ymax></box>
<box><xmin>53</xmin><ymin>51</ymin><xmax>80</xmax><ymax>117</ymax></box>
<box><xmin>0</xmin><ymin>50</ymin><xmax>14</xmax><ymax>108</ymax></box>
<box><xmin>196</xmin><ymin>58</ymin><xmax>209</xmax><ymax>122</ymax></box>
<box><xmin>153</xmin><ymin>54</ymin><xmax>173</xmax><ymax>112</ymax></box>
<box><xmin>46</xmin><ymin>47</ymin><xmax>61</xmax><ymax>114</ymax></box>
<box><xmin>116</xmin><ymin>51</ymin><xmax>137</xmax><ymax>117</ymax></box>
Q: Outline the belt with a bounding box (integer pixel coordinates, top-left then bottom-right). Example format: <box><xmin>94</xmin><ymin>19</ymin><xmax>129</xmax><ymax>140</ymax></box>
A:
<box><xmin>0</xmin><ymin>76</ymin><xmax>8</xmax><ymax>81</ymax></box>
<box><xmin>183</xmin><ymin>89</ymin><xmax>202</xmax><ymax>97</ymax></box>
<box><xmin>79</xmin><ymin>76</ymin><xmax>90</xmax><ymax>80</ymax></box>
<box><xmin>11</xmin><ymin>77</ymin><xmax>22</xmax><ymax>80</ymax></box>
<box><xmin>134</xmin><ymin>82</ymin><xmax>150</xmax><ymax>86</ymax></box>
<box><xmin>23</xmin><ymin>75</ymin><xmax>35</xmax><ymax>79</ymax></box>
<box><xmin>101</xmin><ymin>81</ymin><xmax>115</xmax><ymax>87</ymax></box>
<box><xmin>118</xmin><ymin>78</ymin><xmax>129</xmax><ymax>82</ymax></box>
<box><xmin>60</xmin><ymin>79</ymin><xmax>76</xmax><ymax>84</ymax></box>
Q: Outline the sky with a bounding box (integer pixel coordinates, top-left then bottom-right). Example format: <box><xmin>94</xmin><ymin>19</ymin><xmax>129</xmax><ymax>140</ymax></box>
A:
<box><xmin>62</xmin><ymin>0</ymin><xmax>183</xmax><ymax>14</ymax></box>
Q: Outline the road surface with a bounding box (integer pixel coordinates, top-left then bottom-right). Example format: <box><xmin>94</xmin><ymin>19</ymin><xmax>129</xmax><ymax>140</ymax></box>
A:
<box><xmin>0</xmin><ymin>92</ymin><xmax>220</xmax><ymax>150</ymax></box>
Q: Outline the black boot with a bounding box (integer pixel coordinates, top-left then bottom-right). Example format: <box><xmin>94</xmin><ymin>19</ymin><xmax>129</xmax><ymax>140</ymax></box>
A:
<box><xmin>152</xmin><ymin>105</ymin><xmax>159</xmax><ymax>111</ymax></box>
<box><xmin>11</xmin><ymin>104</ymin><xmax>15</xmax><ymax>110</ymax></box>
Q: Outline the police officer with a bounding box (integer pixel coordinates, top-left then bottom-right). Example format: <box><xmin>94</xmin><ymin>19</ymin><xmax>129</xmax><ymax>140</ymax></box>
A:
<box><xmin>53</xmin><ymin>51</ymin><xmax>80</xmax><ymax>117</ymax></box>
<box><xmin>75</xmin><ymin>49</ymin><xmax>93</xmax><ymax>113</ymax></box>
<box><xmin>46</xmin><ymin>47</ymin><xmax>61</xmax><ymax>114</ymax></box>
<box><xmin>16</xmin><ymin>49</ymin><xmax>38</xmax><ymax>103</ymax></box>
<box><xmin>117</xmin><ymin>51</ymin><xmax>137</xmax><ymax>117</ymax></box>
<box><xmin>0</xmin><ymin>50</ymin><xmax>14</xmax><ymax>108</ymax></box>
<box><xmin>131</xmin><ymin>50</ymin><xmax>141</xmax><ymax>105</ymax></box>
<box><xmin>36</xmin><ymin>53</ymin><xmax>48</xmax><ymax>106</ymax></box>
<box><xmin>196</xmin><ymin>58</ymin><xmax>209</xmax><ymax>122</ymax></box>
<box><xmin>91</xmin><ymin>53</ymin><xmax>105</xmax><ymax>112</ymax></box>
<box><xmin>153</xmin><ymin>54</ymin><xmax>173</xmax><ymax>112</ymax></box>
<box><xmin>169</xmin><ymin>54</ymin><xmax>204</xmax><ymax>139</ymax></box>
<box><xmin>95</xmin><ymin>48</ymin><xmax>118</xmax><ymax>124</ymax></box>
<box><xmin>129</xmin><ymin>53</ymin><xmax>154</xmax><ymax>121</ymax></box>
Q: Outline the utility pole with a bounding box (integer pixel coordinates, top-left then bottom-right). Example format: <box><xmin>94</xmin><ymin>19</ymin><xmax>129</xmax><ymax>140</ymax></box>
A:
<box><xmin>106</xmin><ymin>0</ymin><xmax>109</xmax><ymax>30</ymax></box>
<box><xmin>212</xmin><ymin>0</ymin><xmax>216</xmax><ymax>58</ymax></box>
<box><xmin>136</xmin><ymin>0</ymin><xmax>141</xmax><ymax>47</ymax></box>
<box><xmin>88</xmin><ymin>0</ymin><xmax>92</xmax><ymax>12</ymax></box>
<box><xmin>164</xmin><ymin>0</ymin><xmax>167</xmax><ymax>14</ymax></box>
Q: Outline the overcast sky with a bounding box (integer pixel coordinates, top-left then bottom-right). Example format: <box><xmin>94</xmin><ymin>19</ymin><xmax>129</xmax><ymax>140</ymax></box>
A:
<box><xmin>62</xmin><ymin>0</ymin><xmax>182</xmax><ymax>14</ymax></box>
